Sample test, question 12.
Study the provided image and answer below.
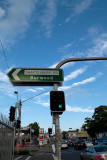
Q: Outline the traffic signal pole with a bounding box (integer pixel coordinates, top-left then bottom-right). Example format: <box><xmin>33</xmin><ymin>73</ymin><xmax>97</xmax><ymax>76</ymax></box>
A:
<box><xmin>53</xmin><ymin>84</ymin><xmax>61</xmax><ymax>160</ymax></box>
<box><xmin>55</xmin><ymin>57</ymin><xmax>107</xmax><ymax>69</ymax></box>
<box><xmin>52</xmin><ymin>57</ymin><xmax>107</xmax><ymax>160</ymax></box>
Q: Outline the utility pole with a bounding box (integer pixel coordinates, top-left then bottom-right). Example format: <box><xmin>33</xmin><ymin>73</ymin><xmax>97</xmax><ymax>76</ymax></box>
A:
<box><xmin>17</xmin><ymin>99</ymin><xmax>21</xmax><ymax>144</ymax></box>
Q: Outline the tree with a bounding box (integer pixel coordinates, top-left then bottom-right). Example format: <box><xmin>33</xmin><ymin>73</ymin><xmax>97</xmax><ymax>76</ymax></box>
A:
<box><xmin>29</xmin><ymin>122</ymin><xmax>40</xmax><ymax>137</ymax></box>
<box><xmin>92</xmin><ymin>105</ymin><xmax>107</xmax><ymax>132</ymax></box>
<box><xmin>62</xmin><ymin>131</ymin><xmax>67</xmax><ymax>139</ymax></box>
<box><xmin>82</xmin><ymin>105</ymin><xmax>107</xmax><ymax>140</ymax></box>
<box><xmin>82</xmin><ymin>118</ymin><xmax>97</xmax><ymax>141</ymax></box>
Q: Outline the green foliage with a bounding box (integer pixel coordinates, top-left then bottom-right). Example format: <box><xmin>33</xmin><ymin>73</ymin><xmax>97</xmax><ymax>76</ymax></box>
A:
<box><xmin>29</xmin><ymin>122</ymin><xmax>40</xmax><ymax>137</ymax></box>
<box><xmin>92</xmin><ymin>105</ymin><xmax>107</xmax><ymax>132</ymax></box>
<box><xmin>62</xmin><ymin>131</ymin><xmax>67</xmax><ymax>139</ymax></box>
<box><xmin>82</xmin><ymin>105</ymin><xmax>107</xmax><ymax>139</ymax></box>
<box><xmin>14</xmin><ymin>149</ymin><xmax>29</xmax><ymax>155</ymax></box>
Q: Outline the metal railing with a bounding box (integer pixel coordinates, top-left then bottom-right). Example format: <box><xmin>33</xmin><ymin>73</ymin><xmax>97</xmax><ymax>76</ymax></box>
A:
<box><xmin>0</xmin><ymin>113</ymin><xmax>14</xmax><ymax>160</ymax></box>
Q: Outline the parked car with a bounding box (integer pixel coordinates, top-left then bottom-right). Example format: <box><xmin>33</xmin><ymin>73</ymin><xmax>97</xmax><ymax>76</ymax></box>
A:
<box><xmin>61</xmin><ymin>142</ymin><xmax>68</xmax><ymax>149</ymax></box>
<box><xmin>80</xmin><ymin>145</ymin><xmax>107</xmax><ymax>160</ymax></box>
<box><xmin>68</xmin><ymin>141</ymin><xmax>73</xmax><ymax>147</ymax></box>
<box><xmin>97</xmin><ymin>138</ymin><xmax>107</xmax><ymax>146</ymax></box>
<box><xmin>74</xmin><ymin>140</ymin><xmax>85</xmax><ymax>150</ymax></box>
<box><xmin>68</xmin><ymin>141</ymin><xmax>74</xmax><ymax>147</ymax></box>
<box><xmin>85</xmin><ymin>140</ymin><xmax>93</xmax><ymax>147</ymax></box>
<box><xmin>94</xmin><ymin>140</ymin><xmax>99</xmax><ymax>145</ymax></box>
<box><xmin>94</xmin><ymin>138</ymin><xmax>107</xmax><ymax>146</ymax></box>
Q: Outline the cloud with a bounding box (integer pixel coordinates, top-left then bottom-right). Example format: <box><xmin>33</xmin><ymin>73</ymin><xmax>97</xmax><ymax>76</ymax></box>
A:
<box><xmin>59</xmin><ymin>86</ymin><xmax>71</xmax><ymax>90</ymax></box>
<box><xmin>65</xmin><ymin>0</ymin><xmax>93</xmax><ymax>22</ymax></box>
<box><xmin>0</xmin><ymin>70</ymin><xmax>9</xmax><ymax>82</ymax></box>
<box><xmin>72</xmin><ymin>77</ymin><xmax>96</xmax><ymax>87</ymax></box>
<box><xmin>34</xmin><ymin>99</ymin><xmax>49</xmax><ymax>107</ymax></box>
<box><xmin>59</xmin><ymin>75</ymin><xmax>97</xmax><ymax>91</ymax></box>
<box><xmin>58</xmin><ymin>43</ymin><xmax>72</xmax><ymax>52</ymax></box>
<box><xmin>26</xmin><ymin>89</ymin><xmax>37</xmax><ymax>93</ymax></box>
<box><xmin>22</xmin><ymin>107</ymin><xmax>31</xmax><ymax>112</ymax></box>
<box><xmin>66</xmin><ymin>105</ymin><xmax>94</xmax><ymax>113</ymax></box>
<box><xmin>87</xmin><ymin>33</ymin><xmax>107</xmax><ymax>57</ymax></box>
<box><xmin>26</xmin><ymin>87</ymin><xmax>44</xmax><ymax>93</ymax></box>
<box><xmin>0</xmin><ymin>82</ymin><xmax>15</xmax><ymax>97</ymax></box>
<box><xmin>0</xmin><ymin>0</ymin><xmax>38</xmax><ymax>45</ymax></box>
<box><xmin>64</xmin><ymin>66</ymin><xmax>87</xmax><ymax>81</ymax></box>
<box><xmin>49</xmin><ymin>62</ymin><xmax>58</xmax><ymax>68</ymax></box>
<box><xmin>0</xmin><ymin>69</ymin><xmax>17</xmax><ymax>97</ymax></box>
<box><xmin>38</xmin><ymin>0</ymin><xmax>57</xmax><ymax>38</ymax></box>
<box><xmin>0</xmin><ymin>7</ymin><xmax>5</xmax><ymax>19</ymax></box>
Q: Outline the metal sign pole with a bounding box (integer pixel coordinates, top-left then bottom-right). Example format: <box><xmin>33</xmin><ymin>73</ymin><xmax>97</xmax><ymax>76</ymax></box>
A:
<box><xmin>53</xmin><ymin>84</ymin><xmax>61</xmax><ymax>160</ymax></box>
<box><xmin>54</xmin><ymin>114</ymin><xmax>61</xmax><ymax>160</ymax></box>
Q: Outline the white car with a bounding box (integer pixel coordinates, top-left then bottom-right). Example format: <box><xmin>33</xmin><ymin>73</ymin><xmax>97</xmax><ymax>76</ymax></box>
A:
<box><xmin>85</xmin><ymin>141</ymin><xmax>93</xmax><ymax>147</ymax></box>
<box><xmin>61</xmin><ymin>142</ymin><xmax>68</xmax><ymax>149</ymax></box>
<box><xmin>80</xmin><ymin>145</ymin><xmax>107</xmax><ymax>160</ymax></box>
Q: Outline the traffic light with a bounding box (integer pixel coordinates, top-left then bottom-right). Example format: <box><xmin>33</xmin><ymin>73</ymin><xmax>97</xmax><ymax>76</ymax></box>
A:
<box><xmin>16</xmin><ymin>120</ymin><xmax>21</xmax><ymax>128</ymax></box>
<box><xmin>48</xmin><ymin>128</ymin><xmax>52</xmax><ymax>135</ymax></box>
<box><xmin>50</xmin><ymin>91</ymin><xmax>65</xmax><ymax>114</ymax></box>
<box><xmin>9</xmin><ymin>106</ymin><xmax>15</xmax><ymax>121</ymax></box>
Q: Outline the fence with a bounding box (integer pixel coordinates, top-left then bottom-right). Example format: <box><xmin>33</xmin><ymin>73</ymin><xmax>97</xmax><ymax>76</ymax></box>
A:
<box><xmin>0</xmin><ymin>113</ymin><xmax>14</xmax><ymax>160</ymax></box>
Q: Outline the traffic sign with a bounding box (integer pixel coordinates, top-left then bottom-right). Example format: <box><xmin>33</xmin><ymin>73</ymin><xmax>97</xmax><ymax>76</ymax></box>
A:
<box><xmin>39</xmin><ymin>128</ymin><xmax>44</xmax><ymax>134</ymax></box>
<box><xmin>7</xmin><ymin>68</ymin><xmax>64</xmax><ymax>86</ymax></box>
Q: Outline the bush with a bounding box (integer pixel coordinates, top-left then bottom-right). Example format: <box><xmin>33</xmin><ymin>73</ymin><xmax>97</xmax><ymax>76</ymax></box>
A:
<box><xmin>14</xmin><ymin>149</ymin><xmax>29</xmax><ymax>155</ymax></box>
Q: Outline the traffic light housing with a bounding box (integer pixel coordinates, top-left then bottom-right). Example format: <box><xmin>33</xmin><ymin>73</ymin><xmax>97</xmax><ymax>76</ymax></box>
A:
<box><xmin>9</xmin><ymin>106</ymin><xmax>15</xmax><ymax>122</ymax></box>
<box><xmin>16</xmin><ymin>120</ymin><xmax>21</xmax><ymax>128</ymax></box>
<box><xmin>50</xmin><ymin>91</ymin><xmax>65</xmax><ymax>114</ymax></box>
<box><xmin>48</xmin><ymin>128</ymin><xmax>52</xmax><ymax>135</ymax></box>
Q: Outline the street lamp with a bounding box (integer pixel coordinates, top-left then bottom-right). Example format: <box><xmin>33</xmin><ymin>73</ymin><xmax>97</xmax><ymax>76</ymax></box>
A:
<box><xmin>14</xmin><ymin>91</ymin><xmax>18</xmax><ymax>120</ymax></box>
<box><xmin>69</xmin><ymin>128</ymin><xmax>72</xmax><ymax>130</ymax></box>
<box><xmin>14</xmin><ymin>91</ymin><xmax>22</xmax><ymax>146</ymax></box>
<box><xmin>14</xmin><ymin>91</ymin><xmax>18</xmax><ymax>105</ymax></box>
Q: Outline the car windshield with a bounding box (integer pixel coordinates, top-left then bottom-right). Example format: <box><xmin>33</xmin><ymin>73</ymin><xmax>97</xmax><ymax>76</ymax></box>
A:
<box><xmin>94</xmin><ymin>146</ymin><xmax>107</xmax><ymax>152</ymax></box>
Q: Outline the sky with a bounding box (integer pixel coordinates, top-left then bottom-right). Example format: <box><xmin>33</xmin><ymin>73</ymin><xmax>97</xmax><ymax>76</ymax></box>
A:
<box><xmin>0</xmin><ymin>0</ymin><xmax>107</xmax><ymax>133</ymax></box>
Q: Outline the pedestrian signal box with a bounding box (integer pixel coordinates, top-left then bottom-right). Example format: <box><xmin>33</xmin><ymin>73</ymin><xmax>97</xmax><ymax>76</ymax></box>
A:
<box><xmin>50</xmin><ymin>91</ymin><xmax>65</xmax><ymax>113</ymax></box>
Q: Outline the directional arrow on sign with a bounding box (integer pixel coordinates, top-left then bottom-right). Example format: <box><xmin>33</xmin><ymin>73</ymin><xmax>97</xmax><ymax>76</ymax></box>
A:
<box><xmin>7</xmin><ymin>68</ymin><xmax>64</xmax><ymax>86</ymax></box>
<box><xmin>12</xmin><ymin>69</ymin><xmax>21</xmax><ymax>80</ymax></box>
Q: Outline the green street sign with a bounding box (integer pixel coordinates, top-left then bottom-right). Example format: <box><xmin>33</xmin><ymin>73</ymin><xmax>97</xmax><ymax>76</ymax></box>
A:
<box><xmin>7</xmin><ymin>68</ymin><xmax>64</xmax><ymax>86</ymax></box>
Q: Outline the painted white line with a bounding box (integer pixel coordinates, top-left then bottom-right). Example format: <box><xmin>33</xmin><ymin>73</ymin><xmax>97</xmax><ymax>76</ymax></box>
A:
<box><xmin>14</xmin><ymin>156</ymin><xmax>22</xmax><ymax>160</ymax></box>
<box><xmin>25</xmin><ymin>156</ymin><xmax>32</xmax><ymax>160</ymax></box>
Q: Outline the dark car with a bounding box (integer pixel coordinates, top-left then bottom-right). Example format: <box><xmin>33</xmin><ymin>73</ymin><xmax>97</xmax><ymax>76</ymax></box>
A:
<box><xmin>68</xmin><ymin>141</ymin><xmax>74</xmax><ymax>147</ymax></box>
<box><xmin>74</xmin><ymin>140</ymin><xmax>85</xmax><ymax>150</ymax></box>
<box><xmin>94</xmin><ymin>138</ymin><xmax>107</xmax><ymax>146</ymax></box>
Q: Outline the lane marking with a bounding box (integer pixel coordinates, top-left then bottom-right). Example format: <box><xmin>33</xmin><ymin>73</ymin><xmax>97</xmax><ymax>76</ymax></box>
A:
<box><xmin>25</xmin><ymin>156</ymin><xmax>32</xmax><ymax>160</ymax></box>
<box><xmin>14</xmin><ymin>156</ymin><xmax>22</xmax><ymax>160</ymax></box>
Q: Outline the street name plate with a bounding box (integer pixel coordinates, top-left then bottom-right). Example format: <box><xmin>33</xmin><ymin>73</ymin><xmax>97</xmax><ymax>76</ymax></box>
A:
<box><xmin>7</xmin><ymin>68</ymin><xmax>64</xmax><ymax>86</ymax></box>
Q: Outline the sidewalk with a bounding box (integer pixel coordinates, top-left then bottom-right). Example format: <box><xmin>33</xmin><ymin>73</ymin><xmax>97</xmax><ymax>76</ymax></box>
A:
<box><xmin>30</xmin><ymin>143</ymin><xmax>53</xmax><ymax>156</ymax></box>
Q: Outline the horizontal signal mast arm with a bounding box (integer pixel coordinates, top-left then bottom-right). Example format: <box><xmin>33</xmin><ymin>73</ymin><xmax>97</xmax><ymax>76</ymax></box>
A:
<box><xmin>56</xmin><ymin>57</ymin><xmax>107</xmax><ymax>69</ymax></box>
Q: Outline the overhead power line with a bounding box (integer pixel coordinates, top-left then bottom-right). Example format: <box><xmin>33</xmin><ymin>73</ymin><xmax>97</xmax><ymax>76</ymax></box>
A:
<box><xmin>0</xmin><ymin>38</ymin><xmax>9</xmax><ymax>69</ymax></box>
<box><xmin>21</xmin><ymin>89</ymin><xmax>51</xmax><ymax>103</ymax></box>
